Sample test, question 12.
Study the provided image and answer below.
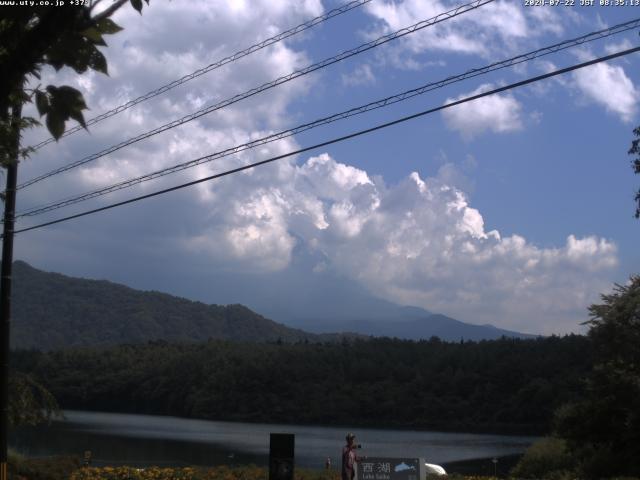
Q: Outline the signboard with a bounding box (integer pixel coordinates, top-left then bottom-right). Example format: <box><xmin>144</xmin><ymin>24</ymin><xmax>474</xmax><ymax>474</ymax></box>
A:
<box><xmin>357</xmin><ymin>457</ymin><xmax>423</xmax><ymax>480</ymax></box>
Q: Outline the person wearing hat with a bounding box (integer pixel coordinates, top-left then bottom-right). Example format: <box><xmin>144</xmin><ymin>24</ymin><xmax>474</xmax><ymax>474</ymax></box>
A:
<box><xmin>342</xmin><ymin>433</ymin><xmax>362</xmax><ymax>480</ymax></box>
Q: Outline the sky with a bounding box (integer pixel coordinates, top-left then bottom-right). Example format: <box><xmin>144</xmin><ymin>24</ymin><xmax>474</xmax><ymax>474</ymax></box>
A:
<box><xmin>12</xmin><ymin>0</ymin><xmax>640</xmax><ymax>335</ymax></box>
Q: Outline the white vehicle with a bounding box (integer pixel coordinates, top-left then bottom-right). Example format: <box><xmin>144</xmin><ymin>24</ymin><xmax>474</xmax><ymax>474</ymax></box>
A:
<box><xmin>424</xmin><ymin>463</ymin><xmax>447</xmax><ymax>476</ymax></box>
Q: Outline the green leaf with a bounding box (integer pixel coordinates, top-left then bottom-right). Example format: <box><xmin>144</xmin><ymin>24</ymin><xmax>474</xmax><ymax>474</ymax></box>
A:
<box><xmin>88</xmin><ymin>49</ymin><xmax>108</xmax><ymax>75</ymax></box>
<box><xmin>68</xmin><ymin>43</ymin><xmax>93</xmax><ymax>74</ymax></box>
<box><xmin>46</xmin><ymin>35</ymin><xmax>97</xmax><ymax>74</ymax></box>
<box><xmin>52</xmin><ymin>85</ymin><xmax>83</xmax><ymax>106</ymax></box>
<box><xmin>35</xmin><ymin>90</ymin><xmax>49</xmax><ymax>117</ymax></box>
<box><xmin>95</xmin><ymin>18</ymin><xmax>123</xmax><ymax>35</ymax></box>
<box><xmin>44</xmin><ymin>85</ymin><xmax>89</xmax><ymax>138</ymax></box>
<box><xmin>130</xmin><ymin>0</ymin><xmax>143</xmax><ymax>13</ymax></box>
<box><xmin>69</xmin><ymin>109</ymin><xmax>87</xmax><ymax>130</ymax></box>
<box><xmin>45</xmin><ymin>38</ymin><xmax>75</xmax><ymax>71</ymax></box>
<box><xmin>45</xmin><ymin>111</ymin><xmax>65</xmax><ymax>140</ymax></box>
<box><xmin>81</xmin><ymin>27</ymin><xmax>107</xmax><ymax>46</ymax></box>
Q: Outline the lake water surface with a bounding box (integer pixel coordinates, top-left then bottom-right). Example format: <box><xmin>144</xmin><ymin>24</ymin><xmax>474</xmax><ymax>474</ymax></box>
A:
<box><xmin>10</xmin><ymin>411</ymin><xmax>537</xmax><ymax>469</ymax></box>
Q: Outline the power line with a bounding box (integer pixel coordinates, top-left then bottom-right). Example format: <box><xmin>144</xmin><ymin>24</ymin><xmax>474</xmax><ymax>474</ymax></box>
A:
<box><xmin>14</xmin><ymin>18</ymin><xmax>640</xmax><ymax>219</ymax></box>
<box><xmin>27</xmin><ymin>0</ymin><xmax>373</xmax><ymax>152</ymax></box>
<box><xmin>9</xmin><ymin>45</ymin><xmax>640</xmax><ymax>237</ymax></box>
<box><xmin>17</xmin><ymin>0</ymin><xmax>494</xmax><ymax>191</ymax></box>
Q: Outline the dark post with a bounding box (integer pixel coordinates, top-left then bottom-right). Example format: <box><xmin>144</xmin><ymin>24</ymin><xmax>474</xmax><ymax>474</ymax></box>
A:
<box><xmin>269</xmin><ymin>433</ymin><xmax>295</xmax><ymax>480</ymax></box>
<box><xmin>0</xmin><ymin>102</ymin><xmax>21</xmax><ymax>480</ymax></box>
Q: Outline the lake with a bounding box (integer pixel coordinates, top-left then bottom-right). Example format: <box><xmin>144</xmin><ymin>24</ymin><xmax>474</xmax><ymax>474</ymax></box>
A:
<box><xmin>10</xmin><ymin>411</ymin><xmax>537</xmax><ymax>469</ymax></box>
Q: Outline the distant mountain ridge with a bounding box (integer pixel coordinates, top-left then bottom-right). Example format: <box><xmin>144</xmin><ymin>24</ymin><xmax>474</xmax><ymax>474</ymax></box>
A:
<box><xmin>231</xmin><ymin>256</ymin><xmax>536</xmax><ymax>341</ymax></box>
<box><xmin>8</xmin><ymin>261</ymin><xmax>534</xmax><ymax>350</ymax></box>
<box><xmin>295</xmin><ymin>313</ymin><xmax>535</xmax><ymax>342</ymax></box>
<box><xmin>8</xmin><ymin>261</ymin><xmax>346</xmax><ymax>350</ymax></box>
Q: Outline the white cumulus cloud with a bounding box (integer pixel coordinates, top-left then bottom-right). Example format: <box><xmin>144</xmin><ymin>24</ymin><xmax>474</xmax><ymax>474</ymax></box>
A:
<box><xmin>171</xmin><ymin>152</ymin><xmax>617</xmax><ymax>335</ymax></box>
<box><xmin>572</xmin><ymin>56</ymin><xmax>639</xmax><ymax>123</ymax></box>
<box><xmin>363</xmin><ymin>0</ymin><xmax>565</xmax><ymax>62</ymax></box>
<box><xmin>442</xmin><ymin>84</ymin><xmax>523</xmax><ymax>139</ymax></box>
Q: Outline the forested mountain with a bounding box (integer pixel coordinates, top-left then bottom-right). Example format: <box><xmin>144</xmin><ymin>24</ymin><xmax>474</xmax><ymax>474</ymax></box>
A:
<box><xmin>13</xmin><ymin>335</ymin><xmax>592</xmax><ymax>434</ymax></box>
<box><xmin>9</xmin><ymin>261</ymin><xmax>347</xmax><ymax>350</ymax></box>
<box><xmin>8</xmin><ymin>261</ymin><xmax>533</xmax><ymax>350</ymax></box>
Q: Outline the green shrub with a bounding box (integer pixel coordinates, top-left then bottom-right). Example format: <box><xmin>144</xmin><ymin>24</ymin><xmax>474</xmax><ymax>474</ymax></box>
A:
<box><xmin>510</xmin><ymin>437</ymin><xmax>574</xmax><ymax>479</ymax></box>
<box><xmin>69</xmin><ymin>465</ymin><xmax>340</xmax><ymax>480</ymax></box>
<box><xmin>8</xmin><ymin>454</ymin><xmax>81</xmax><ymax>480</ymax></box>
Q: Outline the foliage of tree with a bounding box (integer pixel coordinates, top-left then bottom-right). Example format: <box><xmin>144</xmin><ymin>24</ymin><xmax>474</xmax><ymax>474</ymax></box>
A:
<box><xmin>1</xmin><ymin>0</ymin><xmax>149</xmax><ymax>429</ymax></box>
<box><xmin>8</xmin><ymin>371</ymin><xmax>60</xmax><ymax>427</ymax></box>
<box><xmin>628</xmin><ymin>129</ymin><xmax>640</xmax><ymax>218</ymax></box>
<box><xmin>13</xmin><ymin>334</ymin><xmax>592</xmax><ymax>434</ymax></box>
<box><xmin>510</xmin><ymin>437</ymin><xmax>574</xmax><ymax>479</ymax></box>
<box><xmin>554</xmin><ymin>276</ymin><xmax>640</xmax><ymax>478</ymax></box>
<box><xmin>0</xmin><ymin>0</ymin><xmax>149</xmax><ymax>162</ymax></box>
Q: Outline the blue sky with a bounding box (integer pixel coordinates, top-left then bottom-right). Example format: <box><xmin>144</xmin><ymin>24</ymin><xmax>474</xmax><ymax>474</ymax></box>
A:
<box><xmin>14</xmin><ymin>0</ymin><xmax>640</xmax><ymax>335</ymax></box>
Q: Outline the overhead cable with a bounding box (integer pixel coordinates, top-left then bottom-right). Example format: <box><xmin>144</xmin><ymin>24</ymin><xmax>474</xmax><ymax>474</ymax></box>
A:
<box><xmin>28</xmin><ymin>0</ymin><xmax>373</xmax><ymax>151</ymax></box>
<box><xmin>15</xmin><ymin>17</ymin><xmax>640</xmax><ymax>219</ymax></box>
<box><xmin>17</xmin><ymin>0</ymin><xmax>494</xmax><ymax>191</ymax></box>
<box><xmin>9</xmin><ymin>45</ymin><xmax>640</xmax><ymax>236</ymax></box>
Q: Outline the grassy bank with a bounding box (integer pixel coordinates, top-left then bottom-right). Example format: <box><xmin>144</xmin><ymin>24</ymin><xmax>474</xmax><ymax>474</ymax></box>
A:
<box><xmin>9</xmin><ymin>456</ymin><xmax>504</xmax><ymax>480</ymax></box>
<box><xmin>68</xmin><ymin>466</ymin><xmax>498</xmax><ymax>480</ymax></box>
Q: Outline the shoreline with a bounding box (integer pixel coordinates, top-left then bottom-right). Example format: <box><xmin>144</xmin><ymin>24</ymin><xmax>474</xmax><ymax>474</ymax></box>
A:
<box><xmin>11</xmin><ymin>411</ymin><xmax>533</xmax><ymax>474</ymax></box>
<box><xmin>56</xmin><ymin>408</ymin><xmax>545</xmax><ymax>437</ymax></box>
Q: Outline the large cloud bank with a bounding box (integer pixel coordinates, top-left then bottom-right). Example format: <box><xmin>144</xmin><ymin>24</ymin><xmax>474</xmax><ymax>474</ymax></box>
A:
<box><xmin>16</xmin><ymin>0</ymin><xmax>622</xmax><ymax>336</ymax></box>
<box><xmin>178</xmin><ymin>152</ymin><xmax>617</xmax><ymax>335</ymax></box>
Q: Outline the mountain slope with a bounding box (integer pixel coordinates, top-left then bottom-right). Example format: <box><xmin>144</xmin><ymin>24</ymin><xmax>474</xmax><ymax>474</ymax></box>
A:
<box><xmin>8</xmin><ymin>261</ymin><xmax>534</xmax><ymax>350</ymax></box>
<box><xmin>9</xmin><ymin>261</ymin><xmax>329</xmax><ymax>350</ymax></box>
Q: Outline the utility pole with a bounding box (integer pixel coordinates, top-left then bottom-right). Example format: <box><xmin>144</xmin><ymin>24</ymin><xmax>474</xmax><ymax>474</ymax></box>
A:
<box><xmin>0</xmin><ymin>102</ymin><xmax>21</xmax><ymax>480</ymax></box>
